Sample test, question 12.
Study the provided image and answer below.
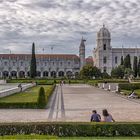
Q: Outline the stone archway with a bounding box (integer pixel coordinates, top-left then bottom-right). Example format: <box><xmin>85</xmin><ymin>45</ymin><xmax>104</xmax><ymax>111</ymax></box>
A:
<box><xmin>43</xmin><ymin>71</ymin><xmax>48</xmax><ymax>77</ymax></box>
<box><xmin>3</xmin><ymin>71</ymin><xmax>9</xmax><ymax>78</ymax></box>
<box><xmin>19</xmin><ymin>71</ymin><xmax>25</xmax><ymax>78</ymax></box>
<box><xmin>36</xmin><ymin>71</ymin><xmax>41</xmax><ymax>77</ymax></box>
<box><xmin>51</xmin><ymin>71</ymin><xmax>56</xmax><ymax>78</ymax></box>
<box><xmin>11</xmin><ymin>71</ymin><xmax>17</xmax><ymax>77</ymax></box>
<box><xmin>58</xmin><ymin>71</ymin><xmax>64</xmax><ymax>77</ymax></box>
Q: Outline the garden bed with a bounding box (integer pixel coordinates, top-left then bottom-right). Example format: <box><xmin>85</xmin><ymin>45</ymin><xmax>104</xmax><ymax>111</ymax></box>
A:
<box><xmin>0</xmin><ymin>85</ymin><xmax>55</xmax><ymax>108</ymax></box>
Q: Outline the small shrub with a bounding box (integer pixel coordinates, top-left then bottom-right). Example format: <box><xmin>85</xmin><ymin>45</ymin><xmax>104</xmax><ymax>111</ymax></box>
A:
<box><xmin>37</xmin><ymin>87</ymin><xmax>46</xmax><ymax>109</ymax></box>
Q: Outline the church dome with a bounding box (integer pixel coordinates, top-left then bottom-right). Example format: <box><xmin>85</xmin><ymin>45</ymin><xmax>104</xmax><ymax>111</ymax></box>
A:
<box><xmin>97</xmin><ymin>25</ymin><xmax>110</xmax><ymax>39</ymax></box>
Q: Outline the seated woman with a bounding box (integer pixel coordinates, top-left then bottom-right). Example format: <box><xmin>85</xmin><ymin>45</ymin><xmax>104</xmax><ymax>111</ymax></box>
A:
<box><xmin>102</xmin><ymin>109</ymin><xmax>115</xmax><ymax>122</ymax></box>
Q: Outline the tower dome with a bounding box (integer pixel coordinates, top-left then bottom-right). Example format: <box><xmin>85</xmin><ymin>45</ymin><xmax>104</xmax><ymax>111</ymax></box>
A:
<box><xmin>97</xmin><ymin>25</ymin><xmax>110</xmax><ymax>39</ymax></box>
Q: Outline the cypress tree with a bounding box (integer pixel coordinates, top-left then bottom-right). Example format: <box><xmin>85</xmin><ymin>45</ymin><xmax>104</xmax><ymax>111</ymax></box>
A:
<box><xmin>123</xmin><ymin>54</ymin><xmax>131</xmax><ymax>69</ymax></box>
<box><xmin>138</xmin><ymin>57</ymin><xmax>140</xmax><ymax>77</ymax></box>
<box><xmin>120</xmin><ymin>56</ymin><xmax>124</xmax><ymax>65</ymax></box>
<box><xmin>30</xmin><ymin>42</ymin><xmax>36</xmax><ymax>78</ymax></box>
<box><xmin>37</xmin><ymin>87</ymin><xmax>46</xmax><ymax>108</ymax></box>
<box><xmin>133</xmin><ymin>56</ymin><xmax>138</xmax><ymax>78</ymax></box>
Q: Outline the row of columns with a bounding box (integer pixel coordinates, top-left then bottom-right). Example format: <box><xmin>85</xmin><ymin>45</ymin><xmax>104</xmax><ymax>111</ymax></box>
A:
<box><xmin>0</xmin><ymin>71</ymin><xmax>79</xmax><ymax>78</ymax></box>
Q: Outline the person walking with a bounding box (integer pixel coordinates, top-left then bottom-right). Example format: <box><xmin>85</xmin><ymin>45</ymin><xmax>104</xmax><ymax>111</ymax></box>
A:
<box><xmin>90</xmin><ymin>110</ymin><xmax>101</xmax><ymax>122</ymax></box>
<box><xmin>102</xmin><ymin>109</ymin><xmax>115</xmax><ymax>122</ymax></box>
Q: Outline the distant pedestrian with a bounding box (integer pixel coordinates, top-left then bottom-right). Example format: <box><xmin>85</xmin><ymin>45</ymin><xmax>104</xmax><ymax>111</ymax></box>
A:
<box><xmin>62</xmin><ymin>80</ymin><xmax>64</xmax><ymax>85</ymax></box>
<box><xmin>90</xmin><ymin>110</ymin><xmax>101</xmax><ymax>122</ymax></box>
<box><xmin>102</xmin><ymin>109</ymin><xmax>115</xmax><ymax>122</ymax></box>
<box><xmin>18</xmin><ymin>83</ymin><xmax>22</xmax><ymax>92</ymax></box>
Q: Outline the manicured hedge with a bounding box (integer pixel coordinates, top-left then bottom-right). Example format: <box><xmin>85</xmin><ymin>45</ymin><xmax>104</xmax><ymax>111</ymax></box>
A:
<box><xmin>0</xmin><ymin>102</ymin><xmax>38</xmax><ymax>109</ymax></box>
<box><xmin>99</xmin><ymin>79</ymin><xmax>128</xmax><ymax>83</ymax></box>
<box><xmin>119</xmin><ymin>83</ymin><xmax>140</xmax><ymax>90</ymax></box>
<box><xmin>0</xmin><ymin>85</ymin><xmax>56</xmax><ymax>109</ymax></box>
<box><xmin>0</xmin><ymin>122</ymin><xmax>140</xmax><ymax>136</ymax></box>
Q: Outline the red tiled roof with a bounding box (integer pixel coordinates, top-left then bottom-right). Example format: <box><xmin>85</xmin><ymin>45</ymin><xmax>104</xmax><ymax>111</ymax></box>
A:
<box><xmin>86</xmin><ymin>57</ymin><xmax>93</xmax><ymax>62</ymax></box>
<box><xmin>0</xmin><ymin>54</ymin><xmax>79</xmax><ymax>59</ymax></box>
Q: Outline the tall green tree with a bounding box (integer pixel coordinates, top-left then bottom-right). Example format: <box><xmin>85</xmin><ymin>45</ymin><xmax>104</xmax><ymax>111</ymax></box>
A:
<box><xmin>123</xmin><ymin>54</ymin><xmax>131</xmax><ymax>69</ymax></box>
<box><xmin>133</xmin><ymin>56</ymin><xmax>138</xmax><ymax>78</ymax></box>
<box><xmin>138</xmin><ymin>57</ymin><xmax>140</xmax><ymax>77</ymax></box>
<box><xmin>30</xmin><ymin>42</ymin><xmax>36</xmax><ymax>78</ymax></box>
<box><xmin>120</xmin><ymin>56</ymin><xmax>124</xmax><ymax>65</ymax></box>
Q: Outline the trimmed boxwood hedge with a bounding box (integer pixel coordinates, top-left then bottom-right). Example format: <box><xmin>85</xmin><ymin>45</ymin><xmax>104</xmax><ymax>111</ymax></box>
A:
<box><xmin>0</xmin><ymin>85</ymin><xmax>56</xmax><ymax>109</ymax></box>
<box><xmin>119</xmin><ymin>83</ymin><xmax>140</xmax><ymax>90</ymax></box>
<box><xmin>0</xmin><ymin>122</ymin><xmax>140</xmax><ymax>136</ymax></box>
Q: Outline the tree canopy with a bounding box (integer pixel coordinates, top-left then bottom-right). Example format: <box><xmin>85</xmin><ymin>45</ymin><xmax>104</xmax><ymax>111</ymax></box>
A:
<box><xmin>80</xmin><ymin>64</ymin><xmax>101</xmax><ymax>79</ymax></box>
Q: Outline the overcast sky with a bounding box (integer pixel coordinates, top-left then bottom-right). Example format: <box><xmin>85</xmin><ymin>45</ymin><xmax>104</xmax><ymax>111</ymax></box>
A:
<box><xmin>0</xmin><ymin>0</ymin><xmax>140</xmax><ymax>56</ymax></box>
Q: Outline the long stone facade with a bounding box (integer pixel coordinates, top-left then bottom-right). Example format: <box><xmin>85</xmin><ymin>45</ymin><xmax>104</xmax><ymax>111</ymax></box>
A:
<box><xmin>0</xmin><ymin>54</ymin><xmax>80</xmax><ymax>78</ymax></box>
<box><xmin>94</xmin><ymin>25</ymin><xmax>140</xmax><ymax>74</ymax></box>
<box><xmin>0</xmin><ymin>39</ymin><xmax>88</xmax><ymax>78</ymax></box>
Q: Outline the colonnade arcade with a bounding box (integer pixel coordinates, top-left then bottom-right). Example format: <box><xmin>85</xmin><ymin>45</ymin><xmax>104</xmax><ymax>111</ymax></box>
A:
<box><xmin>0</xmin><ymin>70</ymin><xmax>79</xmax><ymax>78</ymax></box>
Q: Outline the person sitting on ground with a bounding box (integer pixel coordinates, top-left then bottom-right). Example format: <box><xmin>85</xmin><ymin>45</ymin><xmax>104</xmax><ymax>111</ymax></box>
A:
<box><xmin>127</xmin><ymin>90</ymin><xmax>138</xmax><ymax>98</ymax></box>
<box><xmin>102</xmin><ymin>109</ymin><xmax>115</xmax><ymax>122</ymax></box>
<box><xmin>90</xmin><ymin>110</ymin><xmax>101</xmax><ymax>122</ymax></box>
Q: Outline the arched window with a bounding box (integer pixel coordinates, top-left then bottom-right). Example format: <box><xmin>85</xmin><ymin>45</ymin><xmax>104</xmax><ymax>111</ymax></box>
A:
<box><xmin>115</xmin><ymin>56</ymin><xmax>117</xmax><ymax>64</ymax></box>
<box><xmin>58</xmin><ymin>71</ymin><xmax>64</xmax><ymax>77</ymax></box>
<box><xmin>51</xmin><ymin>71</ymin><xmax>56</xmax><ymax>78</ymax></box>
<box><xmin>11</xmin><ymin>71</ymin><xmax>17</xmax><ymax>77</ymax></box>
<box><xmin>43</xmin><ymin>71</ymin><xmax>48</xmax><ymax>77</ymax></box>
<box><xmin>3</xmin><ymin>71</ymin><xmax>9</xmax><ymax>78</ymax></box>
<box><xmin>19</xmin><ymin>71</ymin><xmax>25</xmax><ymax>78</ymax></box>
<box><xmin>103</xmin><ymin>56</ymin><xmax>107</xmax><ymax>64</ymax></box>
<box><xmin>103</xmin><ymin>44</ymin><xmax>106</xmax><ymax>50</ymax></box>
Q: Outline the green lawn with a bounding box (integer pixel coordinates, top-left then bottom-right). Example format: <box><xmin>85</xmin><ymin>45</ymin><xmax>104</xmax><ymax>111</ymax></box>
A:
<box><xmin>0</xmin><ymin>85</ymin><xmax>52</xmax><ymax>103</ymax></box>
<box><xmin>121</xmin><ymin>89</ymin><xmax>140</xmax><ymax>97</ymax></box>
<box><xmin>0</xmin><ymin>135</ymin><xmax>139</xmax><ymax>140</ymax></box>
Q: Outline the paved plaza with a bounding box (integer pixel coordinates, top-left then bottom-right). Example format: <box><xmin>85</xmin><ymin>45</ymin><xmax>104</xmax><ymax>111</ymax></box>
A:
<box><xmin>0</xmin><ymin>84</ymin><xmax>140</xmax><ymax>122</ymax></box>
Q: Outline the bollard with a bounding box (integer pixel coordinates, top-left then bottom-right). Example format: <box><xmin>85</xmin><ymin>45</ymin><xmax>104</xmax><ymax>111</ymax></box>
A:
<box><xmin>116</xmin><ymin>85</ymin><xmax>119</xmax><ymax>93</ymax></box>
<box><xmin>108</xmin><ymin>84</ymin><xmax>111</xmax><ymax>91</ymax></box>
<box><xmin>102</xmin><ymin>83</ymin><xmax>105</xmax><ymax>89</ymax></box>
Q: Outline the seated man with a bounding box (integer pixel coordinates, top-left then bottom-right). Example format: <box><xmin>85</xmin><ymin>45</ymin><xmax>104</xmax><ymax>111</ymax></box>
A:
<box><xmin>90</xmin><ymin>110</ymin><xmax>101</xmax><ymax>122</ymax></box>
<box><xmin>128</xmin><ymin>91</ymin><xmax>138</xmax><ymax>98</ymax></box>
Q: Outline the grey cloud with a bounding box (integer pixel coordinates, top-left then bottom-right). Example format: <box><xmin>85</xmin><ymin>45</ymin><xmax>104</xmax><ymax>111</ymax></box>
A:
<box><xmin>0</xmin><ymin>0</ymin><xmax>140</xmax><ymax>56</ymax></box>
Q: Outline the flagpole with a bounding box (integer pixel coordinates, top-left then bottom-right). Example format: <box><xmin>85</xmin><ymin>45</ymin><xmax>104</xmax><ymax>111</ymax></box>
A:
<box><xmin>51</xmin><ymin>46</ymin><xmax>53</xmax><ymax>54</ymax></box>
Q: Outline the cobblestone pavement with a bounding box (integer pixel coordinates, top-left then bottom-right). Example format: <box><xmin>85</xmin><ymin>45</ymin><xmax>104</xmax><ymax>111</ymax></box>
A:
<box><xmin>0</xmin><ymin>84</ymin><xmax>140</xmax><ymax>122</ymax></box>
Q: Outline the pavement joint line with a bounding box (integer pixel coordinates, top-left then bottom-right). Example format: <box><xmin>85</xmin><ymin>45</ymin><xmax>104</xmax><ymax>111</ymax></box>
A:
<box><xmin>55</xmin><ymin>85</ymin><xmax>60</xmax><ymax>120</ymax></box>
<box><xmin>61</xmin><ymin>85</ymin><xmax>66</xmax><ymax>121</ymax></box>
<box><xmin>47</xmin><ymin>85</ymin><xmax>58</xmax><ymax>121</ymax></box>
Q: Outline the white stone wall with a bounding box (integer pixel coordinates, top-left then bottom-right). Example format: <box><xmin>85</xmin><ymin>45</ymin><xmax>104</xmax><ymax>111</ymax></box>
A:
<box><xmin>0</xmin><ymin>56</ymin><xmax>80</xmax><ymax>78</ymax></box>
<box><xmin>112</xmin><ymin>48</ymin><xmax>140</xmax><ymax>69</ymax></box>
<box><xmin>0</xmin><ymin>83</ymin><xmax>36</xmax><ymax>98</ymax></box>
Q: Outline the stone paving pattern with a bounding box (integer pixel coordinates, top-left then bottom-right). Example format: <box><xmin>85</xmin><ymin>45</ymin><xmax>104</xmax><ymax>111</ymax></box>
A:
<box><xmin>0</xmin><ymin>84</ymin><xmax>140</xmax><ymax>122</ymax></box>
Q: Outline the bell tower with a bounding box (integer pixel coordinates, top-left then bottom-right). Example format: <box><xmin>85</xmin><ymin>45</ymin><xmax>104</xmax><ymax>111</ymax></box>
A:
<box><xmin>79</xmin><ymin>37</ymin><xmax>86</xmax><ymax>69</ymax></box>
<box><xmin>94</xmin><ymin>25</ymin><xmax>112</xmax><ymax>74</ymax></box>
